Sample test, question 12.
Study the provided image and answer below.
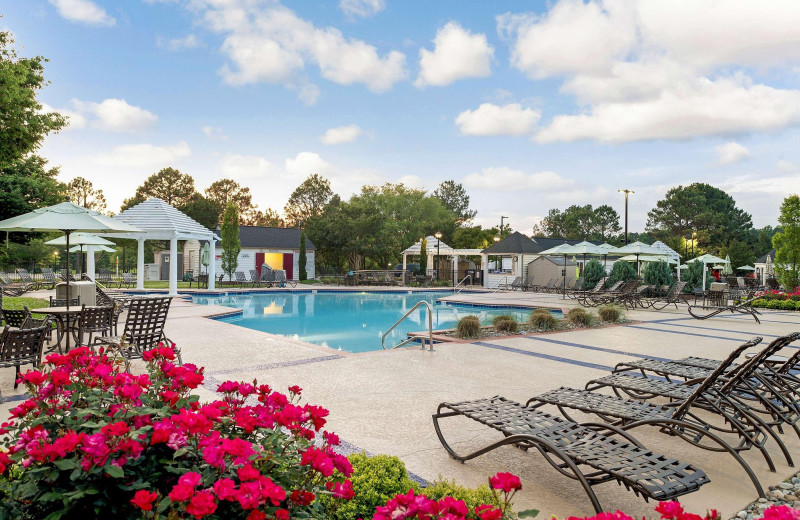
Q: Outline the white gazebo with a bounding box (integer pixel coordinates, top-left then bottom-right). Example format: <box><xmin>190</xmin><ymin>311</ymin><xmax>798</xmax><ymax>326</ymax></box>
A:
<box><xmin>649</xmin><ymin>240</ymin><xmax>683</xmax><ymax>280</ymax></box>
<box><xmin>400</xmin><ymin>236</ymin><xmax>482</xmax><ymax>285</ymax></box>
<box><xmin>108</xmin><ymin>198</ymin><xmax>219</xmax><ymax>295</ymax></box>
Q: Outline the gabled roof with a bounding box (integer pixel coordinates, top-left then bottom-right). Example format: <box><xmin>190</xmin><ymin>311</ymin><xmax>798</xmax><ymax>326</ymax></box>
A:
<box><xmin>402</xmin><ymin>236</ymin><xmax>454</xmax><ymax>255</ymax></box>
<box><xmin>483</xmin><ymin>231</ymin><xmax>541</xmax><ymax>254</ymax></box>
<box><xmin>530</xmin><ymin>237</ymin><xmax>590</xmax><ymax>251</ymax></box>
<box><xmin>112</xmin><ymin>198</ymin><xmax>215</xmax><ymax>240</ymax></box>
<box><xmin>234</xmin><ymin>226</ymin><xmax>315</xmax><ymax>250</ymax></box>
<box><xmin>756</xmin><ymin>249</ymin><xmax>776</xmax><ymax>264</ymax></box>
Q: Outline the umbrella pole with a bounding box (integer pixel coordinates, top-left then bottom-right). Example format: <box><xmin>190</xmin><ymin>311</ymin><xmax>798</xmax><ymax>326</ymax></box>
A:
<box><xmin>65</xmin><ymin>230</ymin><xmax>72</xmax><ymax>352</ymax></box>
<box><xmin>563</xmin><ymin>254</ymin><xmax>567</xmax><ymax>299</ymax></box>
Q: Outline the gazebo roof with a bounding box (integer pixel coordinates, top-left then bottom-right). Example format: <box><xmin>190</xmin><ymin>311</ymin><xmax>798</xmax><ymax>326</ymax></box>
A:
<box><xmin>482</xmin><ymin>231</ymin><xmax>541</xmax><ymax>254</ymax></box>
<box><xmin>402</xmin><ymin>236</ymin><xmax>455</xmax><ymax>255</ymax></box>
<box><xmin>108</xmin><ymin>198</ymin><xmax>216</xmax><ymax>240</ymax></box>
<box><xmin>650</xmin><ymin>240</ymin><xmax>682</xmax><ymax>260</ymax></box>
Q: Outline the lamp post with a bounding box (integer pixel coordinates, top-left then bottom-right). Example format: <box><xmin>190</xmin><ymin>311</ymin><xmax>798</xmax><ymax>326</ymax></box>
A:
<box><xmin>434</xmin><ymin>231</ymin><xmax>442</xmax><ymax>281</ymax></box>
<box><xmin>692</xmin><ymin>232</ymin><xmax>696</xmax><ymax>257</ymax></box>
<box><xmin>499</xmin><ymin>216</ymin><xmax>508</xmax><ymax>238</ymax></box>
<box><xmin>618</xmin><ymin>189</ymin><xmax>634</xmax><ymax>244</ymax></box>
<box><xmin>493</xmin><ymin>235</ymin><xmax>500</xmax><ymax>271</ymax></box>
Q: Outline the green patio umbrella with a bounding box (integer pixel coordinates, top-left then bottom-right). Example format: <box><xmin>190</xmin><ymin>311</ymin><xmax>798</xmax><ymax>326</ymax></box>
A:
<box><xmin>687</xmin><ymin>253</ymin><xmax>727</xmax><ymax>291</ymax></box>
<box><xmin>738</xmin><ymin>265</ymin><xmax>756</xmax><ymax>271</ymax></box>
<box><xmin>723</xmin><ymin>254</ymin><xmax>733</xmax><ymax>275</ymax></box>
<box><xmin>46</xmin><ymin>233</ymin><xmax>116</xmax><ymax>276</ymax></box>
<box><xmin>609</xmin><ymin>241</ymin><xmax>663</xmax><ymax>276</ymax></box>
<box><xmin>0</xmin><ymin>199</ymin><xmax>141</xmax><ymax>348</ymax></box>
<box><xmin>70</xmin><ymin>244</ymin><xmax>115</xmax><ymax>253</ymax></box>
<box><xmin>201</xmin><ymin>242</ymin><xmax>211</xmax><ymax>274</ymax></box>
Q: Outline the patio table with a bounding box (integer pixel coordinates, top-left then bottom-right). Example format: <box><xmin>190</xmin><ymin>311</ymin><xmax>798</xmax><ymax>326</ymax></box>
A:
<box><xmin>40</xmin><ymin>306</ymin><xmax>82</xmax><ymax>353</ymax></box>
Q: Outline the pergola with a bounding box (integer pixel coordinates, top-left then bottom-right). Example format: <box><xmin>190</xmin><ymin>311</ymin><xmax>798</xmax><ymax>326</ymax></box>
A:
<box><xmin>400</xmin><ymin>236</ymin><xmax>482</xmax><ymax>285</ymax></box>
<box><xmin>106</xmin><ymin>198</ymin><xmax>218</xmax><ymax>295</ymax></box>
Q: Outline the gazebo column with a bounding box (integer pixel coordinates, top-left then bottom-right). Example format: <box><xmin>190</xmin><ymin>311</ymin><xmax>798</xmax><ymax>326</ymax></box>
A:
<box><xmin>169</xmin><ymin>234</ymin><xmax>179</xmax><ymax>296</ymax></box>
<box><xmin>86</xmin><ymin>245</ymin><xmax>95</xmax><ymax>281</ymax></box>
<box><xmin>208</xmin><ymin>239</ymin><xmax>216</xmax><ymax>290</ymax></box>
<box><xmin>481</xmin><ymin>253</ymin><xmax>488</xmax><ymax>288</ymax></box>
<box><xmin>402</xmin><ymin>253</ymin><xmax>407</xmax><ymax>271</ymax></box>
<box><xmin>136</xmin><ymin>239</ymin><xmax>145</xmax><ymax>290</ymax></box>
<box><xmin>452</xmin><ymin>255</ymin><xmax>459</xmax><ymax>286</ymax></box>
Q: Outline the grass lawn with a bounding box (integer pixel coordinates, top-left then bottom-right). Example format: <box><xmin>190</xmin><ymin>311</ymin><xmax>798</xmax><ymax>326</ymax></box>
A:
<box><xmin>2</xmin><ymin>296</ymin><xmax>50</xmax><ymax>311</ymax></box>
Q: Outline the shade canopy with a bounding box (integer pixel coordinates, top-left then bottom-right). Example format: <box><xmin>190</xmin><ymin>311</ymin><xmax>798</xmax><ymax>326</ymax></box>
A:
<box><xmin>46</xmin><ymin>232</ymin><xmax>115</xmax><ymax>247</ymax></box>
<box><xmin>0</xmin><ymin>201</ymin><xmax>142</xmax><ymax>234</ymax></box>
<box><xmin>71</xmin><ymin>244</ymin><xmax>115</xmax><ymax>253</ymax></box>
<box><xmin>619</xmin><ymin>254</ymin><xmax>677</xmax><ymax>264</ymax></box>
<box><xmin>688</xmin><ymin>253</ymin><xmax>727</xmax><ymax>264</ymax></box>
<box><xmin>558</xmin><ymin>241</ymin><xmax>605</xmax><ymax>255</ymax></box>
<box><xmin>723</xmin><ymin>254</ymin><xmax>734</xmax><ymax>275</ymax></box>
<box><xmin>738</xmin><ymin>265</ymin><xmax>756</xmax><ymax>271</ymax></box>
<box><xmin>609</xmin><ymin>241</ymin><xmax>663</xmax><ymax>255</ymax></box>
<box><xmin>201</xmin><ymin>242</ymin><xmax>211</xmax><ymax>267</ymax></box>
<box><xmin>538</xmin><ymin>242</ymin><xmax>572</xmax><ymax>255</ymax></box>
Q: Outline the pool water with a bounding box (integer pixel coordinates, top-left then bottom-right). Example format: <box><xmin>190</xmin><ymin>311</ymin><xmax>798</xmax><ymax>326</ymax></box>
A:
<box><xmin>192</xmin><ymin>291</ymin><xmax>560</xmax><ymax>353</ymax></box>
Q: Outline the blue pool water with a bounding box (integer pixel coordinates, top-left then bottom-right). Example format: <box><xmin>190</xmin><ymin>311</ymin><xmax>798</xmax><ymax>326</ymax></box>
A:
<box><xmin>192</xmin><ymin>291</ymin><xmax>560</xmax><ymax>353</ymax></box>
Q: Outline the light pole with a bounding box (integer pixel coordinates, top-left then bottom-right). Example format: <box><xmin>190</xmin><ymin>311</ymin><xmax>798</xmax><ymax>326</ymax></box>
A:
<box><xmin>493</xmin><ymin>235</ymin><xmax>500</xmax><ymax>271</ymax></box>
<box><xmin>500</xmin><ymin>216</ymin><xmax>508</xmax><ymax>238</ymax></box>
<box><xmin>618</xmin><ymin>189</ymin><xmax>634</xmax><ymax>244</ymax></box>
<box><xmin>434</xmin><ymin>231</ymin><xmax>442</xmax><ymax>281</ymax></box>
<box><xmin>692</xmin><ymin>231</ymin><xmax>697</xmax><ymax>257</ymax></box>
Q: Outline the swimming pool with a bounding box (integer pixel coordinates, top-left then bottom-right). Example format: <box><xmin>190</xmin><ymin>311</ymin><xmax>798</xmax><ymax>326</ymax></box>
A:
<box><xmin>192</xmin><ymin>291</ymin><xmax>560</xmax><ymax>353</ymax></box>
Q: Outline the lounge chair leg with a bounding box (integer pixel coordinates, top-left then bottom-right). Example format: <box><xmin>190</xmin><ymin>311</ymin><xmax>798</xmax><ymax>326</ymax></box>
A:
<box><xmin>14</xmin><ymin>365</ymin><xmax>19</xmax><ymax>389</ymax></box>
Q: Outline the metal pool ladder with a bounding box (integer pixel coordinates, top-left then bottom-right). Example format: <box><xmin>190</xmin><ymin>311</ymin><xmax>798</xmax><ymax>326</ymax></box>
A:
<box><xmin>382</xmin><ymin>300</ymin><xmax>434</xmax><ymax>351</ymax></box>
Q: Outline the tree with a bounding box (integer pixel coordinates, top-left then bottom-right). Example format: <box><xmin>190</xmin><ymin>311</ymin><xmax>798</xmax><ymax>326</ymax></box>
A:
<box><xmin>536</xmin><ymin>205</ymin><xmax>620</xmax><ymax>240</ymax></box>
<box><xmin>204</xmin><ymin>179</ymin><xmax>256</xmax><ymax>221</ymax></box>
<box><xmin>220</xmin><ymin>203</ymin><xmax>241</xmax><ymax>282</ymax></box>
<box><xmin>773</xmin><ymin>194</ymin><xmax>800</xmax><ymax>290</ymax></box>
<box><xmin>643</xmin><ymin>260</ymin><xmax>673</xmax><ymax>287</ymax></box>
<box><xmin>284</xmin><ymin>174</ymin><xmax>334</xmax><ymax>227</ymax></box>
<box><xmin>121</xmin><ymin>167</ymin><xmax>196</xmax><ymax>211</ymax></box>
<box><xmin>583</xmin><ymin>259</ymin><xmax>605</xmax><ymax>290</ymax></box>
<box><xmin>0</xmin><ymin>155</ymin><xmax>65</xmax><ymax>227</ymax></box>
<box><xmin>66</xmin><ymin>177</ymin><xmax>107</xmax><ymax>213</ymax></box>
<box><xmin>450</xmin><ymin>226</ymin><xmax>497</xmax><ymax>249</ymax></box>
<box><xmin>721</xmin><ymin>239</ymin><xmax>755</xmax><ymax>270</ymax></box>
<box><xmin>243</xmin><ymin>209</ymin><xmax>284</xmax><ymax>228</ymax></box>
<box><xmin>683</xmin><ymin>260</ymin><xmax>710</xmax><ymax>292</ymax></box>
<box><xmin>607</xmin><ymin>261</ymin><xmax>636</xmax><ymax>286</ymax></box>
<box><xmin>646</xmin><ymin>183</ymin><xmax>752</xmax><ymax>253</ymax></box>
<box><xmin>0</xmin><ymin>30</ymin><xmax>66</xmax><ymax>167</ymax></box>
<box><xmin>299</xmin><ymin>230</ymin><xmax>308</xmax><ymax>281</ymax></box>
<box><xmin>419</xmin><ymin>237</ymin><xmax>428</xmax><ymax>276</ymax></box>
<box><xmin>433</xmin><ymin>180</ymin><xmax>476</xmax><ymax>224</ymax></box>
<box><xmin>593</xmin><ymin>205</ymin><xmax>622</xmax><ymax>241</ymax></box>
<box><xmin>179</xmin><ymin>194</ymin><xmax>221</xmax><ymax>230</ymax></box>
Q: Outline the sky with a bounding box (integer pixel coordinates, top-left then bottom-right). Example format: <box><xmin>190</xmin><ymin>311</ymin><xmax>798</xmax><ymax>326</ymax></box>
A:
<box><xmin>4</xmin><ymin>0</ymin><xmax>800</xmax><ymax>234</ymax></box>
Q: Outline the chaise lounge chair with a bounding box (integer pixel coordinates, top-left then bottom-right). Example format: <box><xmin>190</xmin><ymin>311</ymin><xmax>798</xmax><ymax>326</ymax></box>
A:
<box><xmin>0</xmin><ymin>273</ymin><xmax>34</xmax><ymax>297</ymax></box>
<box><xmin>433</xmin><ymin>396</ymin><xmax>709</xmax><ymax>513</ymax></box>
<box><xmin>688</xmin><ymin>295</ymin><xmax>762</xmax><ymax>323</ymax></box>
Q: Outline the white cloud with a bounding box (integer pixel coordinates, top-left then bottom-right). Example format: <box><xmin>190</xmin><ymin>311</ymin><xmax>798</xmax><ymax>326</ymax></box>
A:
<box><xmin>463</xmin><ymin>167</ymin><xmax>572</xmax><ymax>192</ymax></box>
<box><xmin>157</xmin><ymin>34</ymin><xmax>201</xmax><ymax>51</ymax></box>
<box><xmin>219</xmin><ymin>153</ymin><xmax>273</xmax><ymax>179</ymax></box>
<box><xmin>71</xmin><ymin>98</ymin><xmax>158</xmax><ymax>132</ymax></box>
<box><xmin>201</xmin><ymin>126</ymin><xmax>228</xmax><ymax>140</ymax></box>
<box><xmin>49</xmin><ymin>0</ymin><xmax>115</xmax><ymax>27</ymax></box>
<box><xmin>499</xmin><ymin>0</ymin><xmax>800</xmax><ymax>143</ymax></box>
<box><xmin>398</xmin><ymin>175</ymin><xmax>425</xmax><ymax>189</ymax></box>
<box><xmin>40</xmin><ymin>103</ymin><xmax>87</xmax><ymax>131</ymax></box>
<box><xmin>455</xmin><ymin>103</ymin><xmax>540</xmax><ymax>136</ymax></box>
<box><xmin>285</xmin><ymin>152</ymin><xmax>334</xmax><ymax>177</ymax></box>
<box><xmin>91</xmin><ymin>142</ymin><xmax>191</xmax><ymax>168</ymax></box>
<box><xmin>321</xmin><ymin>124</ymin><xmax>363</xmax><ymax>145</ymax></box>
<box><xmin>715</xmin><ymin>142</ymin><xmax>751</xmax><ymax>165</ymax></box>
<box><xmin>415</xmin><ymin>22</ymin><xmax>493</xmax><ymax>87</ymax></box>
<box><xmin>535</xmin><ymin>77</ymin><xmax>800</xmax><ymax>143</ymax></box>
<box><xmin>339</xmin><ymin>0</ymin><xmax>385</xmax><ymax>18</ymax></box>
<box><xmin>193</xmin><ymin>2</ymin><xmax>407</xmax><ymax>95</ymax></box>
<box><xmin>295</xmin><ymin>84</ymin><xmax>321</xmax><ymax>106</ymax></box>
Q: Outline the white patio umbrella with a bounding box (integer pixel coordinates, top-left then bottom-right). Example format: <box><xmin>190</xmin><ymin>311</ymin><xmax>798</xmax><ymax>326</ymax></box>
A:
<box><xmin>0</xmin><ymin>199</ymin><xmax>142</xmax><ymax>348</ymax></box>
<box><xmin>71</xmin><ymin>244</ymin><xmax>115</xmax><ymax>253</ymax></box>
<box><xmin>201</xmin><ymin>242</ymin><xmax>211</xmax><ymax>274</ymax></box>
<box><xmin>738</xmin><ymin>265</ymin><xmax>756</xmax><ymax>271</ymax></box>
<box><xmin>46</xmin><ymin>233</ymin><xmax>116</xmax><ymax>277</ymax></box>
<box><xmin>723</xmin><ymin>254</ymin><xmax>733</xmax><ymax>275</ymax></box>
<box><xmin>687</xmin><ymin>253</ymin><xmax>727</xmax><ymax>292</ymax></box>
<box><xmin>609</xmin><ymin>241</ymin><xmax>663</xmax><ymax>275</ymax></box>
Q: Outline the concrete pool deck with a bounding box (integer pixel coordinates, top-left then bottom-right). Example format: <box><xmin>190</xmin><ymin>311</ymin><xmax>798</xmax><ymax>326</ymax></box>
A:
<box><xmin>2</xmin><ymin>288</ymin><xmax>799</xmax><ymax>517</ymax></box>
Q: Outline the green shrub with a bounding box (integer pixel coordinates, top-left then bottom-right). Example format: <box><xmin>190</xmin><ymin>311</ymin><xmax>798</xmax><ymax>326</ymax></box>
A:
<box><xmin>492</xmin><ymin>315</ymin><xmax>518</xmax><ymax>333</ymax></box>
<box><xmin>767</xmin><ymin>300</ymin><xmax>782</xmax><ymax>309</ymax></box>
<box><xmin>583</xmin><ymin>259</ymin><xmax>606</xmax><ymax>290</ymax></box>
<box><xmin>421</xmin><ymin>476</ymin><xmax>500</xmax><ymax>516</ymax></box>
<box><xmin>607</xmin><ymin>261</ymin><xmax>637</xmax><ymax>287</ymax></box>
<box><xmin>598</xmin><ymin>304</ymin><xmax>623</xmax><ymax>322</ymax></box>
<box><xmin>683</xmin><ymin>260</ymin><xmax>710</xmax><ymax>293</ymax></box>
<box><xmin>781</xmin><ymin>300</ymin><xmax>798</xmax><ymax>310</ymax></box>
<box><xmin>643</xmin><ymin>260</ymin><xmax>673</xmax><ymax>287</ymax></box>
<box><xmin>324</xmin><ymin>453</ymin><xmax>418</xmax><ymax>520</ymax></box>
<box><xmin>456</xmin><ymin>316</ymin><xmax>482</xmax><ymax>339</ymax></box>
<box><xmin>529</xmin><ymin>310</ymin><xmax>557</xmax><ymax>330</ymax></box>
<box><xmin>567</xmin><ymin>307</ymin><xmax>592</xmax><ymax>326</ymax></box>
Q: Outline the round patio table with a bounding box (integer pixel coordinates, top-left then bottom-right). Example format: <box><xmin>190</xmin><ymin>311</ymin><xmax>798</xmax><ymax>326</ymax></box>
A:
<box><xmin>40</xmin><ymin>306</ymin><xmax>82</xmax><ymax>353</ymax></box>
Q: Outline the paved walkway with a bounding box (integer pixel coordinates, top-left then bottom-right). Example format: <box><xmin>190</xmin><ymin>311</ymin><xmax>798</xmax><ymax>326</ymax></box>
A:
<box><xmin>2</xmin><ymin>288</ymin><xmax>798</xmax><ymax>517</ymax></box>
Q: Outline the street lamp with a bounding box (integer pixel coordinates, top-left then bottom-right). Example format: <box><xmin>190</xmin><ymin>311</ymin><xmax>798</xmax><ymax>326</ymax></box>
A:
<box><xmin>499</xmin><ymin>216</ymin><xmax>508</xmax><ymax>238</ymax></box>
<box><xmin>434</xmin><ymin>231</ymin><xmax>442</xmax><ymax>281</ymax></box>
<box><xmin>618</xmin><ymin>189</ymin><xmax>634</xmax><ymax>244</ymax></box>
<box><xmin>692</xmin><ymin>231</ymin><xmax>697</xmax><ymax>257</ymax></box>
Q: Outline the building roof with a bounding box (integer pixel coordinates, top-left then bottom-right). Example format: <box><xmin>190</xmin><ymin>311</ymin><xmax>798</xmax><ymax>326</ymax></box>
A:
<box><xmin>401</xmin><ymin>236</ymin><xmax>454</xmax><ymax>255</ymax></box>
<box><xmin>483</xmin><ymin>232</ymin><xmax>602</xmax><ymax>254</ymax></box>
<box><xmin>232</xmin><ymin>226</ymin><xmax>316</xmax><ymax>250</ymax></box>
<box><xmin>110</xmin><ymin>198</ymin><xmax>215</xmax><ymax>240</ymax></box>
<box><xmin>756</xmin><ymin>249</ymin><xmax>776</xmax><ymax>264</ymax></box>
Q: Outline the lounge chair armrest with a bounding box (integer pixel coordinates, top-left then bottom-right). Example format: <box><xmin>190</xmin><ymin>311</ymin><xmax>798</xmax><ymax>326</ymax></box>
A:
<box><xmin>579</xmin><ymin>421</ymin><xmax>646</xmax><ymax>448</ymax></box>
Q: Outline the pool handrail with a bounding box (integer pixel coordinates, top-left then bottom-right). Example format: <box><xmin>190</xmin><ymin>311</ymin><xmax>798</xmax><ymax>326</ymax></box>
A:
<box><xmin>381</xmin><ymin>300</ymin><xmax>434</xmax><ymax>351</ymax></box>
<box><xmin>454</xmin><ymin>274</ymin><xmax>472</xmax><ymax>294</ymax></box>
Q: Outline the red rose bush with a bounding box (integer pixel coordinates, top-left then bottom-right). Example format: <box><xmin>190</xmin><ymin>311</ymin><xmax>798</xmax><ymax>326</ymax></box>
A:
<box><xmin>0</xmin><ymin>345</ymin><xmax>352</xmax><ymax>519</ymax></box>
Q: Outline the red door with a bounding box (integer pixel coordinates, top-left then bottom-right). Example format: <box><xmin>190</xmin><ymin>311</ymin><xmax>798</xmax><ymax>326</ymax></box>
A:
<box><xmin>255</xmin><ymin>253</ymin><xmax>265</xmax><ymax>276</ymax></box>
<box><xmin>282</xmin><ymin>253</ymin><xmax>293</xmax><ymax>280</ymax></box>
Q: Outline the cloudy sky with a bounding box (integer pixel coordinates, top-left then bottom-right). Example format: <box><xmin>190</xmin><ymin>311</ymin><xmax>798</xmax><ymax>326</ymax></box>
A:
<box><xmin>5</xmin><ymin>0</ymin><xmax>800</xmax><ymax>233</ymax></box>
